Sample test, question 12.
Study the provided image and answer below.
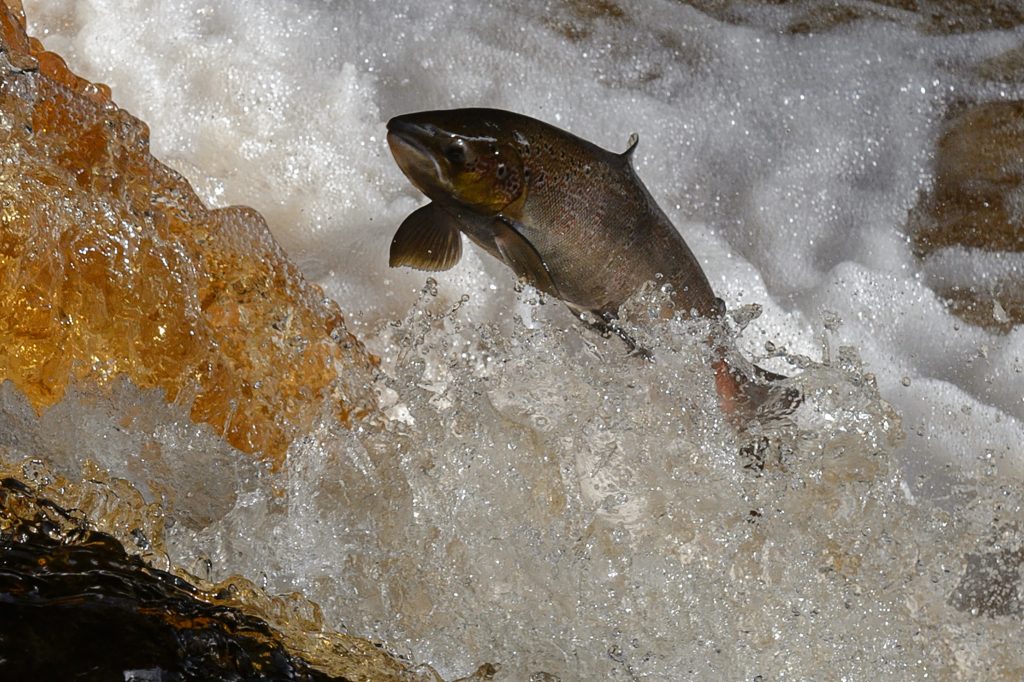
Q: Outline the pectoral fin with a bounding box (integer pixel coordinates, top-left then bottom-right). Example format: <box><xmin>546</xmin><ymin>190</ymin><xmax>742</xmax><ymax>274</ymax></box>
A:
<box><xmin>389</xmin><ymin>203</ymin><xmax>463</xmax><ymax>271</ymax></box>
<box><xmin>491</xmin><ymin>217</ymin><xmax>559</xmax><ymax>297</ymax></box>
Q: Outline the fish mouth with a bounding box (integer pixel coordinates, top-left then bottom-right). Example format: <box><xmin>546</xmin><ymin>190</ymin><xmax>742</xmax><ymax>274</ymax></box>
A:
<box><xmin>387</xmin><ymin>117</ymin><xmax>448</xmax><ymax>197</ymax></box>
<box><xmin>386</xmin><ymin>116</ymin><xmax>433</xmax><ymax>142</ymax></box>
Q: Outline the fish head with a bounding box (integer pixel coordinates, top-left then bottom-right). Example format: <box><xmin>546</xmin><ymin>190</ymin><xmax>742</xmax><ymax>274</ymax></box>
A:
<box><xmin>387</xmin><ymin>110</ymin><xmax>525</xmax><ymax>214</ymax></box>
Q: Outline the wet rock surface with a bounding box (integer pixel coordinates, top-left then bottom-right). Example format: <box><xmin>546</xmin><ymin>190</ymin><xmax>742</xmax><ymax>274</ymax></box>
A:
<box><xmin>0</xmin><ymin>0</ymin><xmax>379</xmax><ymax>467</ymax></box>
<box><xmin>677</xmin><ymin>0</ymin><xmax>1024</xmax><ymax>35</ymax></box>
<box><xmin>0</xmin><ymin>467</ymin><xmax>434</xmax><ymax>681</ymax></box>
<box><xmin>910</xmin><ymin>101</ymin><xmax>1024</xmax><ymax>333</ymax></box>
<box><xmin>0</xmin><ymin>478</ymin><xmax>346</xmax><ymax>682</ymax></box>
<box><xmin>0</xmin><ymin>3</ymin><xmax>426</xmax><ymax>679</ymax></box>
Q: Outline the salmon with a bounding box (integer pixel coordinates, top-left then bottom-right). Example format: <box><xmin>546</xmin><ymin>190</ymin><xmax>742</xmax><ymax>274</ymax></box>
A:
<box><xmin>386</xmin><ymin>108</ymin><xmax>798</xmax><ymax>420</ymax></box>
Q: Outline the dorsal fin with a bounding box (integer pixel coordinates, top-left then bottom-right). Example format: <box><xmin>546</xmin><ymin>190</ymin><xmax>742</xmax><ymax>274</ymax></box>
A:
<box><xmin>621</xmin><ymin>132</ymin><xmax>639</xmax><ymax>159</ymax></box>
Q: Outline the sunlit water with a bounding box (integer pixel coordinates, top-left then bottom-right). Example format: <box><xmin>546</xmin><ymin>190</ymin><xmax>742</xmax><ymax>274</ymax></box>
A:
<box><xmin>15</xmin><ymin>0</ymin><xmax>1024</xmax><ymax>678</ymax></box>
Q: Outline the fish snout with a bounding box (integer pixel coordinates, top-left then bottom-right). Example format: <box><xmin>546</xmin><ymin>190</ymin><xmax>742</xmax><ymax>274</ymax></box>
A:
<box><xmin>387</xmin><ymin>115</ymin><xmax>428</xmax><ymax>135</ymax></box>
<box><xmin>386</xmin><ymin>116</ymin><xmax>438</xmax><ymax>150</ymax></box>
<box><xmin>386</xmin><ymin>117</ymin><xmax>447</xmax><ymax>198</ymax></box>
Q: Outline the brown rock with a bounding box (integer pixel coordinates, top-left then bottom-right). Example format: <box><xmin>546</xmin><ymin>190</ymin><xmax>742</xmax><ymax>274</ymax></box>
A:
<box><xmin>0</xmin><ymin>458</ymin><xmax>435</xmax><ymax>681</ymax></box>
<box><xmin>910</xmin><ymin>101</ymin><xmax>1024</xmax><ymax>332</ymax></box>
<box><xmin>915</xmin><ymin>101</ymin><xmax>1024</xmax><ymax>254</ymax></box>
<box><xmin>677</xmin><ymin>0</ymin><xmax>1024</xmax><ymax>35</ymax></box>
<box><xmin>0</xmin><ymin>1</ymin><xmax>378</xmax><ymax>467</ymax></box>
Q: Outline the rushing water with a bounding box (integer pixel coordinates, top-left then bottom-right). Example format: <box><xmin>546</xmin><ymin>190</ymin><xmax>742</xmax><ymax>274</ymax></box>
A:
<box><xmin>12</xmin><ymin>0</ymin><xmax>1024</xmax><ymax>679</ymax></box>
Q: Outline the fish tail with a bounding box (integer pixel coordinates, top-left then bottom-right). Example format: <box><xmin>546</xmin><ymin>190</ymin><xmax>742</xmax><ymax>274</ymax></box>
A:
<box><xmin>712</xmin><ymin>355</ymin><xmax>802</xmax><ymax>424</ymax></box>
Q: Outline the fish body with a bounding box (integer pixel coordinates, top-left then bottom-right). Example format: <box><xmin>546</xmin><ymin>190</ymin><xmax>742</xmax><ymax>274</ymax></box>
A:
<box><xmin>386</xmin><ymin>108</ymin><xmax>794</xmax><ymax>417</ymax></box>
<box><xmin>386</xmin><ymin>108</ymin><xmax>722</xmax><ymax>322</ymax></box>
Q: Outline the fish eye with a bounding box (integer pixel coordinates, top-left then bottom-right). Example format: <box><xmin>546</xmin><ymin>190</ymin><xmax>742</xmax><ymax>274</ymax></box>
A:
<box><xmin>443</xmin><ymin>141</ymin><xmax>466</xmax><ymax>164</ymax></box>
<box><xmin>496</xmin><ymin>163</ymin><xmax>507</xmax><ymax>179</ymax></box>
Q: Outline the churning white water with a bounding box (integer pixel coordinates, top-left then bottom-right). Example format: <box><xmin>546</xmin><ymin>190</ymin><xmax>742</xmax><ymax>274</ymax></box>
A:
<box><xmin>18</xmin><ymin>0</ymin><xmax>1024</xmax><ymax>679</ymax></box>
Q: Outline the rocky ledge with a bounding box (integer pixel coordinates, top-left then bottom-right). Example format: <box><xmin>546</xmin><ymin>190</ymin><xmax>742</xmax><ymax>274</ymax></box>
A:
<box><xmin>0</xmin><ymin>0</ymin><xmax>379</xmax><ymax>468</ymax></box>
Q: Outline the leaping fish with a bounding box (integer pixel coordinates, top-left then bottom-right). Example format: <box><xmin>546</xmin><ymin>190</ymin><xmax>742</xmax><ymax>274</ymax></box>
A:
<box><xmin>385</xmin><ymin>107</ymin><xmax>796</xmax><ymax>419</ymax></box>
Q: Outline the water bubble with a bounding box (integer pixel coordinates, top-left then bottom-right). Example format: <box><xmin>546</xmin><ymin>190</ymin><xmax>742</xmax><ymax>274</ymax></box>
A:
<box><xmin>821</xmin><ymin>309</ymin><xmax>842</xmax><ymax>332</ymax></box>
<box><xmin>992</xmin><ymin>300</ymin><xmax>1009</xmax><ymax>324</ymax></box>
<box><xmin>730</xmin><ymin>304</ymin><xmax>763</xmax><ymax>331</ymax></box>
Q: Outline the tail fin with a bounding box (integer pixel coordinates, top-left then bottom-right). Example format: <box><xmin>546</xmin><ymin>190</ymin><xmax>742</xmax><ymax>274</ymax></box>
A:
<box><xmin>712</xmin><ymin>356</ymin><xmax>802</xmax><ymax>424</ymax></box>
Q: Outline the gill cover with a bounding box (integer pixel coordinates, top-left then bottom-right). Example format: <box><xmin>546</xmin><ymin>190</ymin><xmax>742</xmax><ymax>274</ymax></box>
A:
<box><xmin>387</xmin><ymin>113</ymin><xmax>526</xmax><ymax>213</ymax></box>
<box><xmin>444</xmin><ymin>136</ymin><xmax>525</xmax><ymax>212</ymax></box>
